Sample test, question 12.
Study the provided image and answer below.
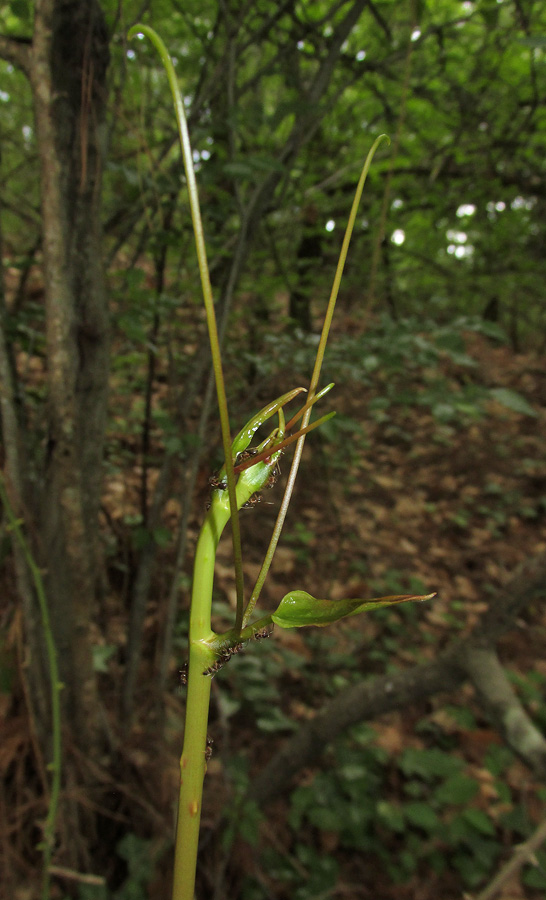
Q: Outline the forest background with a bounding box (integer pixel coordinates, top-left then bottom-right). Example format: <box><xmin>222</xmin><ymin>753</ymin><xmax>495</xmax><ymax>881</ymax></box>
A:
<box><xmin>1</xmin><ymin>1</ymin><xmax>546</xmax><ymax>898</ymax></box>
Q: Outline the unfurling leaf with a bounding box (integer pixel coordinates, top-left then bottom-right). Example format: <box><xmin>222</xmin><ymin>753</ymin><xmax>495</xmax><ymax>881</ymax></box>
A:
<box><xmin>271</xmin><ymin>590</ymin><xmax>435</xmax><ymax>629</ymax></box>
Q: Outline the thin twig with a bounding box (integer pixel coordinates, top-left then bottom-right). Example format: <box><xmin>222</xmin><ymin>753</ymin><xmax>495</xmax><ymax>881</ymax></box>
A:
<box><xmin>0</xmin><ymin>476</ymin><xmax>62</xmax><ymax>900</ymax></box>
<box><xmin>470</xmin><ymin>817</ymin><xmax>546</xmax><ymax>900</ymax></box>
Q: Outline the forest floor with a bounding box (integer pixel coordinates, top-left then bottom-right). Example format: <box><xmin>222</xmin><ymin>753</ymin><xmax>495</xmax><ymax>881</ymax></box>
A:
<box><xmin>189</xmin><ymin>326</ymin><xmax>546</xmax><ymax>900</ymax></box>
<box><xmin>3</xmin><ymin>320</ymin><xmax>546</xmax><ymax>900</ymax></box>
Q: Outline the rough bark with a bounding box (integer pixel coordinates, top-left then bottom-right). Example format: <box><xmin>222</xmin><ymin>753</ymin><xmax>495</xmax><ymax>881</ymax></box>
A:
<box><xmin>1</xmin><ymin>197</ymin><xmax>52</xmax><ymax>730</ymax></box>
<box><xmin>1</xmin><ymin>0</ymin><xmax>111</xmax><ymax>753</ymax></box>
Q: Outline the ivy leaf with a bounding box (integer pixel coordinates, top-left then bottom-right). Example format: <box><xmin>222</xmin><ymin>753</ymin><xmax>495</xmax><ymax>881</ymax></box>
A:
<box><xmin>271</xmin><ymin>590</ymin><xmax>435</xmax><ymax>629</ymax></box>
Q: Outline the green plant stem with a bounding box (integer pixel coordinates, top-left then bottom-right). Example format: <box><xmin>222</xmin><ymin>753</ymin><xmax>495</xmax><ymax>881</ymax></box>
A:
<box><xmin>172</xmin><ymin>645</ymin><xmax>214</xmax><ymax>900</ymax></box>
<box><xmin>244</xmin><ymin>135</ymin><xmax>389</xmax><ymax>621</ymax></box>
<box><xmin>307</xmin><ymin>133</ymin><xmax>389</xmax><ymax>399</ymax></box>
<box><xmin>0</xmin><ymin>475</ymin><xmax>62</xmax><ymax>900</ymax></box>
<box><xmin>129</xmin><ymin>23</ymin><xmax>245</xmax><ymax>628</ymax></box>
<box><xmin>172</xmin><ymin>507</ymin><xmax>225</xmax><ymax>900</ymax></box>
<box><xmin>207</xmin><ymin>613</ymin><xmax>274</xmax><ymax>651</ymax></box>
<box><xmin>172</xmin><ymin>465</ymin><xmax>276</xmax><ymax>900</ymax></box>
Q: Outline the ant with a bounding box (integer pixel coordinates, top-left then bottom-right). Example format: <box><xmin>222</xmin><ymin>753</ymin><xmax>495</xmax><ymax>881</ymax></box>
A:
<box><xmin>265</xmin><ymin>456</ymin><xmax>282</xmax><ymax>489</ymax></box>
<box><xmin>235</xmin><ymin>447</ymin><xmax>259</xmax><ymax>466</ymax></box>
<box><xmin>178</xmin><ymin>661</ymin><xmax>188</xmax><ymax>687</ymax></box>
<box><xmin>208</xmin><ymin>447</ymin><xmax>282</xmax><ymax>510</ymax></box>
<box><xmin>242</xmin><ymin>492</ymin><xmax>262</xmax><ymax>509</ymax></box>
<box><xmin>254</xmin><ymin>624</ymin><xmax>274</xmax><ymax>641</ymax></box>
<box><xmin>202</xmin><ymin>642</ymin><xmax>244</xmax><ymax>677</ymax></box>
<box><xmin>208</xmin><ymin>473</ymin><xmax>227</xmax><ymax>492</ymax></box>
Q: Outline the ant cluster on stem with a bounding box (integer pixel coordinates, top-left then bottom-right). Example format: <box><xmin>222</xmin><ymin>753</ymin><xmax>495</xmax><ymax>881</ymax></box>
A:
<box><xmin>208</xmin><ymin>448</ymin><xmax>282</xmax><ymax>510</ymax></box>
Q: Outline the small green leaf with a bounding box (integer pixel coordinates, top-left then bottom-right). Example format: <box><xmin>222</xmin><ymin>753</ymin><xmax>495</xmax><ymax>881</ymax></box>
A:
<box><xmin>9</xmin><ymin>0</ymin><xmax>31</xmax><ymax>21</ymax></box>
<box><xmin>435</xmin><ymin>773</ymin><xmax>479</xmax><ymax>805</ymax></box>
<box><xmin>403</xmin><ymin>802</ymin><xmax>440</xmax><ymax>833</ymax></box>
<box><xmin>376</xmin><ymin>800</ymin><xmax>405</xmax><ymax>833</ymax></box>
<box><xmin>152</xmin><ymin>525</ymin><xmax>172</xmax><ymax>548</ymax></box>
<box><xmin>222</xmin><ymin>161</ymin><xmax>255</xmax><ymax>178</ymax></box>
<box><xmin>399</xmin><ymin>746</ymin><xmax>463</xmax><ymax>780</ymax></box>
<box><xmin>271</xmin><ymin>590</ymin><xmax>435</xmax><ymax>629</ymax></box>
<box><xmin>256</xmin><ymin>708</ymin><xmax>296</xmax><ymax>733</ymax></box>
<box><xmin>92</xmin><ymin>644</ymin><xmax>116</xmax><ymax>674</ymax></box>
<box><xmin>489</xmin><ymin>388</ymin><xmax>537</xmax><ymax>417</ymax></box>
<box><xmin>461</xmin><ymin>808</ymin><xmax>496</xmax><ymax>836</ymax></box>
<box><xmin>523</xmin><ymin>849</ymin><xmax>546</xmax><ymax>888</ymax></box>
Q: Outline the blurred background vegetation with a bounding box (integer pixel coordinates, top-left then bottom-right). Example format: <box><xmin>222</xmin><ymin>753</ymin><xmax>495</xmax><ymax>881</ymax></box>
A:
<box><xmin>1</xmin><ymin>1</ymin><xmax>545</xmax><ymax>898</ymax></box>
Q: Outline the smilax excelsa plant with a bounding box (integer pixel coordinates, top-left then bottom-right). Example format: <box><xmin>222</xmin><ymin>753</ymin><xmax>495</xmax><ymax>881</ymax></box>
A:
<box><xmin>129</xmin><ymin>25</ymin><xmax>435</xmax><ymax>900</ymax></box>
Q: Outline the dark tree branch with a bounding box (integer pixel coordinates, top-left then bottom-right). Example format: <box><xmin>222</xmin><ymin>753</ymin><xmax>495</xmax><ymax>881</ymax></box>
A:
<box><xmin>458</xmin><ymin>644</ymin><xmax>546</xmax><ymax>777</ymax></box>
<box><xmin>0</xmin><ymin>33</ymin><xmax>31</xmax><ymax>75</ymax></box>
<box><xmin>307</xmin><ymin>0</ymin><xmax>367</xmax><ymax>107</ymax></box>
<box><xmin>366</xmin><ymin>0</ymin><xmax>393</xmax><ymax>43</ymax></box>
<box><xmin>250</xmin><ymin>651</ymin><xmax>462</xmax><ymax>805</ymax></box>
<box><xmin>236</xmin><ymin>0</ymin><xmax>296</xmax><ymax>54</ymax></box>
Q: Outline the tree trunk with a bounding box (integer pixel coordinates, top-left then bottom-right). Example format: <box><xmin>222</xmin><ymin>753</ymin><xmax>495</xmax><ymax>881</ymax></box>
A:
<box><xmin>29</xmin><ymin>0</ymin><xmax>110</xmax><ymax>753</ymax></box>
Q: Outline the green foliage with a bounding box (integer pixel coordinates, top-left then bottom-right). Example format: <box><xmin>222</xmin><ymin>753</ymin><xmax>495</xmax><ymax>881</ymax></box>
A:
<box><xmin>60</xmin><ymin>834</ymin><xmax>158</xmax><ymax>900</ymax></box>
<box><xmin>399</xmin><ymin>745</ymin><xmax>463</xmax><ymax>780</ymax></box>
<box><xmin>254</xmin><ymin>315</ymin><xmax>538</xmax><ymax>449</ymax></box>
<box><xmin>243</xmin><ymin>844</ymin><xmax>339</xmax><ymax>900</ymax></box>
<box><xmin>221</xmin><ymin>756</ymin><xmax>263</xmax><ymax>850</ymax></box>
<box><xmin>114</xmin><ymin>834</ymin><xmax>155</xmax><ymax>899</ymax></box>
<box><xmin>3</xmin><ymin>3</ymin><xmax>545</xmax><ymax>898</ymax></box>
<box><xmin>0</xmin><ymin>626</ymin><xmax>15</xmax><ymax>693</ymax></box>
<box><xmin>489</xmin><ymin>387</ymin><xmax>538</xmax><ymax>418</ymax></box>
<box><xmin>3</xmin><ymin>0</ymin><xmax>546</xmax><ymax>346</ymax></box>
<box><xmin>523</xmin><ymin>850</ymin><xmax>546</xmax><ymax>890</ymax></box>
<box><xmin>229</xmin><ymin>733</ymin><xmax>539</xmax><ymax>895</ymax></box>
<box><xmin>283</xmin><ymin>521</ymin><xmax>316</xmax><ymax>567</ymax></box>
<box><xmin>213</xmin><ymin>623</ymin><xmax>306</xmax><ymax>733</ymax></box>
<box><xmin>289</xmin><ymin>744</ymin><xmax>387</xmax><ymax>849</ymax></box>
<box><xmin>91</xmin><ymin>643</ymin><xmax>117</xmax><ymax>674</ymax></box>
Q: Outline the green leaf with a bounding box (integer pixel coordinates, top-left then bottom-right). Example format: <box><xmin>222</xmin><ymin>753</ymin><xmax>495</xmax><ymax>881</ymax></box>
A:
<box><xmin>403</xmin><ymin>802</ymin><xmax>440</xmax><ymax>833</ymax></box>
<box><xmin>92</xmin><ymin>644</ymin><xmax>116</xmax><ymax>674</ymax></box>
<box><xmin>152</xmin><ymin>525</ymin><xmax>172</xmax><ymax>548</ymax></box>
<box><xmin>435</xmin><ymin>773</ymin><xmax>479</xmax><ymax>805</ymax></box>
<box><xmin>399</xmin><ymin>746</ymin><xmax>463</xmax><ymax>780</ymax></box>
<box><xmin>256</xmin><ymin>707</ymin><xmax>297</xmax><ymax>733</ymax></box>
<box><xmin>376</xmin><ymin>800</ymin><xmax>405</xmax><ymax>833</ymax></box>
<box><xmin>460</xmin><ymin>808</ymin><xmax>496</xmax><ymax>836</ymax></box>
<box><xmin>307</xmin><ymin>807</ymin><xmax>343</xmax><ymax>831</ymax></box>
<box><xmin>489</xmin><ymin>388</ymin><xmax>537</xmax><ymax>417</ymax></box>
<box><xmin>230</xmin><ymin>388</ymin><xmax>304</xmax><ymax>458</ymax></box>
<box><xmin>523</xmin><ymin>849</ymin><xmax>546</xmax><ymax>888</ymax></box>
<box><xmin>222</xmin><ymin>161</ymin><xmax>255</xmax><ymax>178</ymax></box>
<box><xmin>246</xmin><ymin>154</ymin><xmax>286</xmax><ymax>174</ymax></box>
<box><xmin>10</xmin><ymin>0</ymin><xmax>31</xmax><ymax>19</ymax></box>
<box><xmin>271</xmin><ymin>590</ymin><xmax>435</xmax><ymax>629</ymax></box>
<box><xmin>234</xmin><ymin>800</ymin><xmax>263</xmax><ymax>847</ymax></box>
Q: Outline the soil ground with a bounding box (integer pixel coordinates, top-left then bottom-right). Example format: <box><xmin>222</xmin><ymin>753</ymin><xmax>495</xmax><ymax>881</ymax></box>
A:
<box><xmin>2</xmin><ymin>325</ymin><xmax>546</xmax><ymax>900</ymax></box>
